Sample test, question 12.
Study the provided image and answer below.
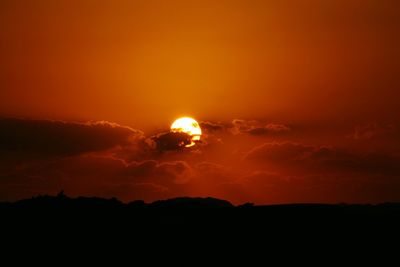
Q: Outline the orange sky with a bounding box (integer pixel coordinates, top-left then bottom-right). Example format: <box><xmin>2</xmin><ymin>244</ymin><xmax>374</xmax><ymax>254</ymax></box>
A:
<box><xmin>0</xmin><ymin>1</ymin><xmax>399</xmax><ymax>204</ymax></box>
<box><xmin>1</xmin><ymin>0</ymin><xmax>399</xmax><ymax>129</ymax></box>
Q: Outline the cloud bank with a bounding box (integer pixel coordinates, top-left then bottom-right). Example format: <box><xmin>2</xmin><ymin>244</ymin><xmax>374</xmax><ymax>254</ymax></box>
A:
<box><xmin>0</xmin><ymin>118</ymin><xmax>143</xmax><ymax>156</ymax></box>
<box><xmin>0</xmin><ymin>117</ymin><xmax>399</xmax><ymax>204</ymax></box>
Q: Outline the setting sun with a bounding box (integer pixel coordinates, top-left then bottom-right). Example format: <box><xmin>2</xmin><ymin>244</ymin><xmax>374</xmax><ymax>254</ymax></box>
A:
<box><xmin>170</xmin><ymin>117</ymin><xmax>202</xmax><ymax>147</ymax></box>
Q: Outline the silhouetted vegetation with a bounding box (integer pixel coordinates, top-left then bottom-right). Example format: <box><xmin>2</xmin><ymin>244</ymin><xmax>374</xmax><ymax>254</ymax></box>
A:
<box><xmin>2</xmin><ymin>193</ymin><xmax>400</xmax><ymax>227</ymax></box>
<box><xmin>1</xmin><ymin>192</ymin><xmax>399</xmax><ymax>253</ymax></box>
<box><xmin>0</xmin><ymin>192</ymin><xmax>400</xmax><ymax>247</ymax></box>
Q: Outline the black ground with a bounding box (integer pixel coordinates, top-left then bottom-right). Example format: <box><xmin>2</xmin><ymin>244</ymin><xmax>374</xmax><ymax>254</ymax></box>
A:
<box><xmin>1</xmin><ymin>192</ymin><xmax>399</xmax><ymax>259</ymax></box>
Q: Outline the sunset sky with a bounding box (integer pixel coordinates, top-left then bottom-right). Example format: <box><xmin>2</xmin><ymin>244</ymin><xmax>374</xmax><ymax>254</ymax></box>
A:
<box><xmin>1</xmin><ymin>0</ymin><xmax>399</xmax><ymax>204</ymax></box>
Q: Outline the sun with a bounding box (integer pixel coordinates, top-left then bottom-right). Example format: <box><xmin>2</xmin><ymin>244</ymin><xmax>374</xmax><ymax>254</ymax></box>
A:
<box><xmin>170</xmin><ymin>117</ymin><xmax>202</xmax><ymax>147</ymax></box>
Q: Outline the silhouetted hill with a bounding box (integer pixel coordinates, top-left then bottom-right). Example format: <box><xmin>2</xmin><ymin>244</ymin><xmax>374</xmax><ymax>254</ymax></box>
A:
<box><xmin>2</xmin><ymin>192</ymin><xmax>400</xmax><ymax>213</ymax></box>
<box><xmin>150</xmin><ymin>196</ymin><xmax>234</xmax><ymax>208</ymax></box>
<box><xmin>1</xmin><ymin>193</ymin><xmax>233</xmax><ymax>210</ymax></box>
<box><xmin>2</xmin><ymin>193</ymin><xmax>400</xmax><ymax>250</ymax></box>
<box><xmin>1</xmin><ymin>193</ymin><xmax>400</xmax><ymax>261</ymax></box>
<box><xmin>4</xmin><ymin>192</ymin><xmax>400</xmax><ymax>212</ymax></box>
<box><xmin>2</xmin><ymin>193</ymin><xmax>400</xmax><ymax>225</ymax></box>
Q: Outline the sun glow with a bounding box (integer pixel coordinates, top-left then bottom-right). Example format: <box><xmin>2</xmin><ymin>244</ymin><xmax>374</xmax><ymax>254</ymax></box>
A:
<box><xmin>170</xmin><ymin>117</ymin><xmax>202</xmax><ymax>147</ymax></box>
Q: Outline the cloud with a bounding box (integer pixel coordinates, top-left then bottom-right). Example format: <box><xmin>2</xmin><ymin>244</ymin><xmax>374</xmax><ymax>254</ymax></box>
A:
<box><xmin>245</xmin><ymin>141</ymin><xmax>400</xmax><ymax>175</ymax></box>
<box><xmin>198</xmin><ymin>119</ymin><xmax>291</xmax><ymax>137</ymax></box>
<box><xmin>155</xmin><ymin>161</ymin><xmax>193</xmax><ymax>184</ymax></box>
<box><xmin>1</xmin><ymin>116</ymin><xmax>399</xmax><ymax>204</ymax></box>
<box><xmin>245</xmin><ymin>142</ymin><xmax>316</xmax><ymax>162</ymax></box>
<box><xmin>200</xmin><ymin>121</ymin><xmax>226</xmax><ymax>132</ymax></box>
<box><xmin>231</xmin><ymin>119</ymin><xmax>290</xmax><ymax>136</ymax></box>
<box><xmin>350</xmin><ymin>122</ymin><xmax>395</xmax><ymax>140</ymax></box>
<box><xmin>195</xmin><ymin>162</ymin><xmax>227</xmax><ymax>174</ymax></box>
<box><xmin>56</xmin><ymin>156</ymin><xmax>193</xmax><ymax>185</ymax></box>
<box><xmin>0</xmin><ymin>118</ymin><xmax>143</xmax><ymax>157</ymax></box>
<box><xmin>150</xmin><ymin>131</ymin><xmax>194</xmax><ymax>152</ymax></box>
<box><xmin>0</xmin><ymin>153</ymin><xmax>194</xmax><ymax>201</ymax></box>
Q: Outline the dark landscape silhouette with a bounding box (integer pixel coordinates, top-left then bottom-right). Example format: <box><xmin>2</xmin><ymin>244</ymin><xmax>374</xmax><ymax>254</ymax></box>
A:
<box><xmin>2</xmin><ymin>191</ymin><xmax>400</xmax><ymax>258</ymax></box>
<box><xmin>2</xmin><ymin>192</ymin><xmax>400</xmax><ymax>231</ymax></box>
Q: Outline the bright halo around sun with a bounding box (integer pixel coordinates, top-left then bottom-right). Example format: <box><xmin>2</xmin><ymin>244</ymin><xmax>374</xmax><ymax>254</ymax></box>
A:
<box><xmin>170</xmin><ymin>117</ymin><xmax>202</xmax><ymax>147</ymax></box>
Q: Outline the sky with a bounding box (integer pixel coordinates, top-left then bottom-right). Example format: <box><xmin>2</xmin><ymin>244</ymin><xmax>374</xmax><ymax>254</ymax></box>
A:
<box><xmin>1</xmin><ymin>0</ymin><xmax>400</xmax><ymax>204</ymax></box>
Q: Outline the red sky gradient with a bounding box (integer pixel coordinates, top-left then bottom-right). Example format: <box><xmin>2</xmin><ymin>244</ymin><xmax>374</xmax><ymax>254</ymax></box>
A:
<box><xmin>1</xmin><ymin>0</ymin><xmax>399</xmax><ymax>204</ymax></box>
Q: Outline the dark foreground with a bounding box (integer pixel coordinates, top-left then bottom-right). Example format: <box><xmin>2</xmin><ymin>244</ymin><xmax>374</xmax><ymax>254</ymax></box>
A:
<box><xmin>1</xmin><ymin>193</ymin><xmax>400</xmax><ymax>257</ymax></box>
<box><xmin>2</xmin><ymin>193</ymin><xmax>400</xmax><ymax>230</ymax></box>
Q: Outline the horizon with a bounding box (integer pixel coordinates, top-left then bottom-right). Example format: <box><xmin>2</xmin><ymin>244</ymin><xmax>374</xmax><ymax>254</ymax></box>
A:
<box><xmin>4</xmin><ymin>191</ymin><xmax>400</xmax><ymax>206</ymax></box>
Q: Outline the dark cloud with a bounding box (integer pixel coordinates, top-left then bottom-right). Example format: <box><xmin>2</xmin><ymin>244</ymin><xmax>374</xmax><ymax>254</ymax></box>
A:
<box><xmin>1</xmin><ymin>116</ymin><xmax>400</xmax><ymax>204</ymax></box>
<box><xmin>150</xmin><ymin>131</ymin><xmax>194</xmax><ymax>152</ymax></box>
<box><xmin>0</xmin><ymin>118</ymin><xmax>143</xmax><ymax>157</ymax></box>
<box><xmin>200</xmin><ymin>121</ymin><xmax>226</xmax><ymax>132</ymax></box>
<box><xmin>0</xmin><ymin>154</ymin><xmax>193</xmax><ymax>201</ymax></box>
<box><xmin>198</xmin><ymin>119</ymin><xmax>291</xmax><ymax>137</ymax></box>
<box><xmin>54</xmin><ymin>156</ymin><xmax>193</xmax><ymax>185</ymax></box>
<box><xmin>195</xmin><ymin>162</ymin><xmax>227</xmax><ymax>174</ymax></box>
<box><xmin>245</xmin><ymin>141</ymin><xmax>400</xmax><ymax>175</ymax></box>
<box><xmin>350</xmin><ymin>122</ymin><xmax>395</xmax><ymax>140</ymax></box>
<box><xmin>231</xmin><ymin>119</ymin><xmax>290</xmax><ymax>136</ymax></box>
<box><xmin>245</xmin><ymin>142</ymin><xmax>316</xmax><ymax>162</ymax></box>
